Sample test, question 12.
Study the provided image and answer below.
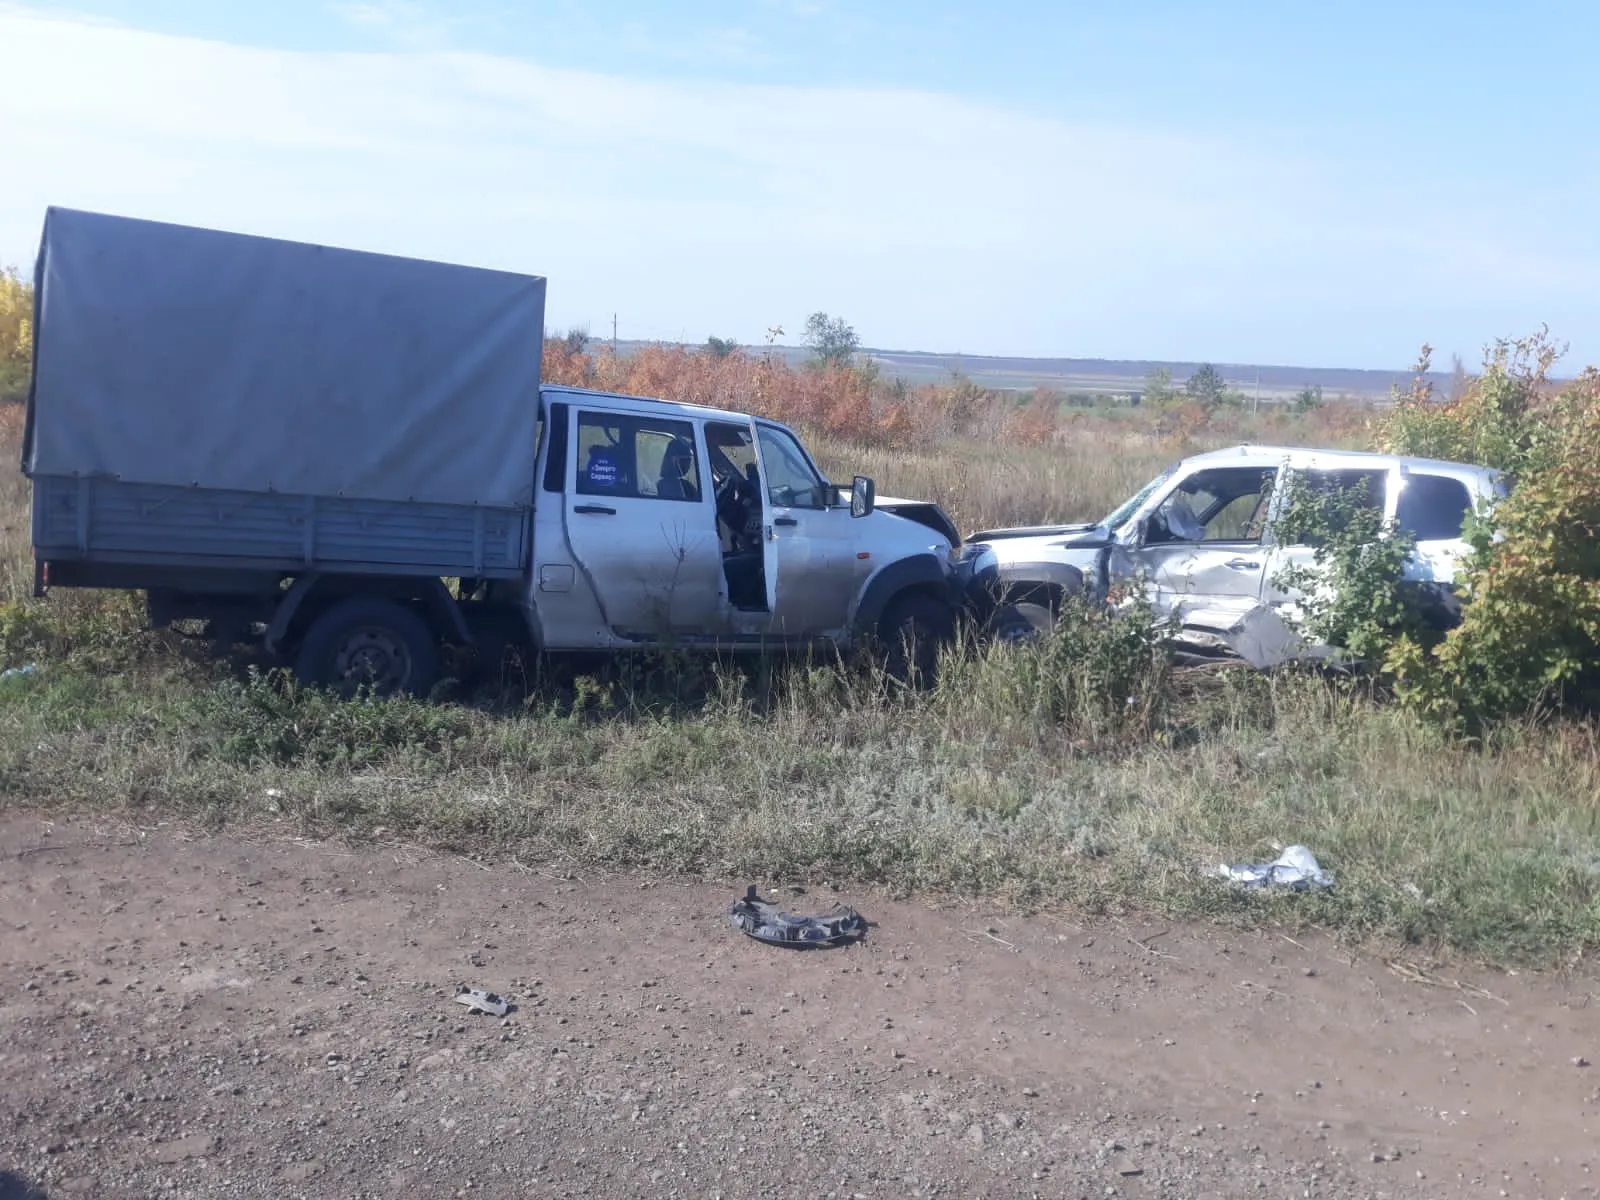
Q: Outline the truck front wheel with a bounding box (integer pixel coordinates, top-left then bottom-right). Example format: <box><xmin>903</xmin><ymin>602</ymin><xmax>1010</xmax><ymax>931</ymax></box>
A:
<box><xmin>294</xmin><ymin>597</ymin><xmax>441</xmax><ymax>699</ymax></box>
<box><xmin>879</xmin><ymin>593</ymin><xmax>955</xmax><ymax>689</ymax></box>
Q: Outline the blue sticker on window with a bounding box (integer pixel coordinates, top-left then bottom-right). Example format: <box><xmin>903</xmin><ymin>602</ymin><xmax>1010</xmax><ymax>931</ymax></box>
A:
<box><xmin>587</xmin><ymin>452</ymin><xmax>619</xmax><ymax>489</ymax></box>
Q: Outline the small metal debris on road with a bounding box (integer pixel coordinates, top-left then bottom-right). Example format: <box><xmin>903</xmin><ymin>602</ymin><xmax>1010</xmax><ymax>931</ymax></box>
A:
<box><xmin>1210</xmin><ymin>844</ymin><xmax>1333</xmax><ymax>891</ymax></box>
<box><xmin>728</xmin><ymin>885</ymin><xmax>868</xmax><ymax>949</ymax></box>
<box><xmin>453</xmin><ymin>986</ymin><xmax>510</xmax><ymax>1017</ymax></box>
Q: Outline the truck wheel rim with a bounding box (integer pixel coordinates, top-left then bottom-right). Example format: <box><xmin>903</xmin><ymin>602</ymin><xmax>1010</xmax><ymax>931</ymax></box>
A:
<box><xmin>333</xmin><ymin>627</ymin><xmax>410</xmax><ymax>694</ymax></box>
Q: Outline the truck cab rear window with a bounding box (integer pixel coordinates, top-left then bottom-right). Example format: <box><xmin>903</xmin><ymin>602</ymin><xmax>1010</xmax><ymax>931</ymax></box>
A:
<box><xmin>575</xmin><ymin>412</ymin><xmax>703</xmax><ymax>502</ymax></box>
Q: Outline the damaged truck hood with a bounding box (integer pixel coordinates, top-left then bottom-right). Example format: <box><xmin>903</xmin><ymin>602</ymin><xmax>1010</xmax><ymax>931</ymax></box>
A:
<box><xmin>874</xmin><ymin>496</ymin><xmax>962</xmax><ymax>548</ymax></box>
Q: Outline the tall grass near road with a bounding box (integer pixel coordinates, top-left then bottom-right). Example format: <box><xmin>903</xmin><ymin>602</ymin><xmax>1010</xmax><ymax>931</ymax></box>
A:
<box><xmin>2</xmin><ymin>642</ymin><xmax>1598</xmax><ymax>965</ymax></box>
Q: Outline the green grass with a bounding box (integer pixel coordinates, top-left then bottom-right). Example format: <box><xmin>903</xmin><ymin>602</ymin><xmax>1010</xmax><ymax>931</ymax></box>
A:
<box><xmin>2</xmin><ymin>621</ymin><xmax>1598</xmax><ymax>966</ymax></box>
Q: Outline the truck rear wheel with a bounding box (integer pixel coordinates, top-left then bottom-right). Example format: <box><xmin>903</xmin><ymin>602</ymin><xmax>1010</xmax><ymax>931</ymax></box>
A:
<box><xmin>879</xmin><ymin>593</ymin><xmax>955</xmax><ymax>689</ymax></box>
<box><xmin>293</xmin><ymin>597</ymin><xmax>440</xmax><ymax>699</ymax></box>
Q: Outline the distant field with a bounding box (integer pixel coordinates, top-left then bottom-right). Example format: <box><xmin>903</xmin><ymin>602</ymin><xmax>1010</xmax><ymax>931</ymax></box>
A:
<box><xmin>607</xmin><ymin>339</ymin><xmax>1449</xmax><ymax>402</ymax></box>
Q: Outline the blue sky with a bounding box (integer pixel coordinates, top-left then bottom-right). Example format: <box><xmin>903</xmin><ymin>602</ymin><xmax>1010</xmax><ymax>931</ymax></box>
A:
<box><xmin>2</xmin><ymin>0</ymin><xmax>1597</xmax><ymax>368</ymax></box>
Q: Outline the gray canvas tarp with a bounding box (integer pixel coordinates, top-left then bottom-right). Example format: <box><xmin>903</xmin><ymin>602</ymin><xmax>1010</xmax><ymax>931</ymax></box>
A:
<box><xmin>24</xmin><ymin>207</ymin><xmax>546</xmax><ymax>510</ymax></box>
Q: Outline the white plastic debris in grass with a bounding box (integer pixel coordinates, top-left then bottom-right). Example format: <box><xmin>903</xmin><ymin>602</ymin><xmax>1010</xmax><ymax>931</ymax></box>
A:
<box><xmin>1212</xmin><ymin>844</ymin><xmax>1332</xmax><ymax>892</ymax></box>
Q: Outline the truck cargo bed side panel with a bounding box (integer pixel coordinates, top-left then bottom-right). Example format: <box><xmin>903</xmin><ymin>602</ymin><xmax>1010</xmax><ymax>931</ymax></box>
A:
<box><xmin>32</xmin><ymin>476</ymin><xmax>528</xmax><ymax>579</ymax></box>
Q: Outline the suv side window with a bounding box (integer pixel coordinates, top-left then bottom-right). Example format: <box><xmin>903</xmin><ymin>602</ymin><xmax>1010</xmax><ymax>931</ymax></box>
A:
<box><xmin>1151</xmin><ymin>466</ymin><xmax>1276</xmax><ymax>543</ymax></box>
<box><xmin>756</xmin><ymin>426</ymin><xmax>828</xmax><ymax>510</ymax></box>
<box><xmin>1395</xmin><ymin>472</ymin><xmax>1473</xmax><ymax>541</ymax></box>
<box><xmin>1278</xmin><ymin>467</ymin><xmax>1388</xmax><ymax>547</ymax></box>
<box><xmin>575</xmin><ymin>412</ymin><xmax>702</xmax><ymax>502</ymax></box>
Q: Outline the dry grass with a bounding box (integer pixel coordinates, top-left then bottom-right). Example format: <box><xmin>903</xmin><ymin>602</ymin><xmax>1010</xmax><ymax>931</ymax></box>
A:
<box><xmin>814</xmin><ymin>433</ymin><xmax>1176</xmax><ymax>535</ymax></box>
<box><xmin>1</xmin><ymin>402</ymin><xmax>29</xmax><ymax>601</ymax></box>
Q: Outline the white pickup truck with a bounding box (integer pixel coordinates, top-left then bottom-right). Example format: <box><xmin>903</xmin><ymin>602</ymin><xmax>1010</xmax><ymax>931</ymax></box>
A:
<box><xmin>22</xmin><ymin>208</ymin><xmax>971</xmax><ymax>695</ymax></box>
<box><xmin>960</xmin><ymin>443</ymin><xmax>1508</xmax><ymax>666</ymax></box>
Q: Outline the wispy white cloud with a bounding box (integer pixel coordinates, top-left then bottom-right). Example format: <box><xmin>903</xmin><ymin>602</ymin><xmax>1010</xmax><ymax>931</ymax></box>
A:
<box><xmin>615</xmin><ymin>19</ymin><xmax>772</xmax><ymax>67</ymax></box>
<box><xmin>330</xmin><ymin>0</ymin><xmax>501</xmax><ymax>51</ymax></box>
<box><xmin>0</xmin><ymin>4</ymin><xmax>1588</xmax><ymax>362</ymax></box>
<box><xmin>760</xmin><ymin>0</ymin><xmax>826</xmax><ymax>18</ymax></box>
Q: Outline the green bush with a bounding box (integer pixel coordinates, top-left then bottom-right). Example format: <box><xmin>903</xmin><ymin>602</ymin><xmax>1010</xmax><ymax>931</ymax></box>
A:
<box><xmin>180</xmin><ymin>667</ymin><xmax>479</xmax><ymax>768</ymax></box>
<box><xmin>1374</xmin><ymin>333</ymin><xmax>1557</xmax><ymax>474</ymax></box>
<box><xmin>1376</xmin><ymin>334</ymin><xmax>1600</xmax><ymax>730</ymax></box>
<box><xmin>1271</xmin><ymin>473</ymin><xmax>1427</xmax><ymax>667</ymax></box>
<box><xmin>937</xmin><ymin>591</ymin><xmax>1173</xmax><ymax>746</ymax></box>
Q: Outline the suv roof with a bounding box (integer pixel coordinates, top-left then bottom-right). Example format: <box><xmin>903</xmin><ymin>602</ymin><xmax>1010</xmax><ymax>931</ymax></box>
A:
<box><xmin>1182</xmin><ymin>443</ymin><xmax>1501</xmax><ymax>483</ymax></box>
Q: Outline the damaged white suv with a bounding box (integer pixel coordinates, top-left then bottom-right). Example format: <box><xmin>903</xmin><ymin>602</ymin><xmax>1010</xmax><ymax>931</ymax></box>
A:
<box><xmin>961</xmin><ymin>444</ymin><xmax>1509</xmax><ymax>667</ymax></box>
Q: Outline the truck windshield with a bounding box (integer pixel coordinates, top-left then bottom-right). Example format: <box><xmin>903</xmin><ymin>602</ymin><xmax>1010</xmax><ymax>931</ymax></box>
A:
<box><xmin>1101</xmin><ymin>463</ymin><xmax>1179</xmax><ymax>531</ymax></box>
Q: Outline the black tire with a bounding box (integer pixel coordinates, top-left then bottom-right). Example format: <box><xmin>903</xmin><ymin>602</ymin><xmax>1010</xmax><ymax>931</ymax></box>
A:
<box><xmin>987</xmin><ymin>599</ymin><xmax>1055</xmax><ymax>645</ymax></box>
<box><xmin>878</xmin><ymin>592</ymin><xmax>956</xmax><ymax>689</ymax></box>
<box><xmin>293</xmin><ymin>597</ymin><xmax>440</xmax><ymax>699</ymax></box>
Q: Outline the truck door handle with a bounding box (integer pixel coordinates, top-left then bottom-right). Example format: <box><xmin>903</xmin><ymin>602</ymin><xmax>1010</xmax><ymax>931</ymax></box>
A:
<box><xmin>773</xmin><ymin>516</ymin><xmax>798</xmax><ymax>527</ymax></box>
<box><xmin>573</xmin><ymin>504</ymin><xmax>616</xmax><ymax>515</ymax></box>
<box><xmin>1225</xmin><ymin>558</ymin><xmax>1260</xmax><ymax>570</ymax></box>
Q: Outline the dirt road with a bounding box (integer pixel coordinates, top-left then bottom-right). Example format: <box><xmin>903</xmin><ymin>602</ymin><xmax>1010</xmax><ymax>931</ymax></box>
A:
<box><xmin>1</xmin><ymin>812</ymin><xmax>1595</xmax><ymax>1198</ymax></box>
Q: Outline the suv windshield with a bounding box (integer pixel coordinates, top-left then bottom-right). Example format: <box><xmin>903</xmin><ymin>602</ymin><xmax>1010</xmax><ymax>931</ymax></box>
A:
<box><xmin>1101</xmin><ymin>463</ymin><xmax>1179</xmax><ymax>531</ymax></box>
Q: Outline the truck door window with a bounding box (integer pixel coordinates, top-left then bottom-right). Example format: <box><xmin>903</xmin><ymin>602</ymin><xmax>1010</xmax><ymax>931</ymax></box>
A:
<box><xmin>1151</xmin><ymin>467</ymin><xmax>1275</xmax><ymax>543</ymax></box>
<box><xmin>1395</xmin><ymin>472</ymin><xmax>1472</xmax><ymax>540</ymax></box>
<box><xmin>704</xmin><ymin>423</ymin><xmax>762</xmax><ymax>551</ymax></box>
<box><xmin>755</xmin><ymin>427</ymin><xmax>827</xmax><ymax>510</ymax></box>
<box><xmin>575</xmin><ymin>413</ymin><xmax>702</xmax><ymax>502</ymax></box>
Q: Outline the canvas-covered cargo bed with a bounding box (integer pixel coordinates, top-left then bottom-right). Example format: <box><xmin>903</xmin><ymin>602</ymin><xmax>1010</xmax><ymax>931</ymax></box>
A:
<box><xmin>24</xmin><ymin>207</ymin><xmax>547</xmax><ymax>509</ymax></box>
<box><xmin>23</xmin><ymin>207</ymin><xmax>546</xmax><ymax>577</ymax></box>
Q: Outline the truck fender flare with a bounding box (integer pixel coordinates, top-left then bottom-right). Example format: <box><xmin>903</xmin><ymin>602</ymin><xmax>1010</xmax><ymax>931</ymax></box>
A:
<box><xmin>850</xmin><ymin>553</ymin><xmax>952</xmax><ymax>637</ymax></box>
<box><xmin>264</xmin><ymin>575</ymin><xmax>472</xmax><ymax>655</ymax></box>
<box><xmin>264</xmin><ymin>575</ymin><xmax>323</xmax><ymax>656</ymax></box>
<box><xmin>417</xmin><ymin>578</ymin><xmax>475</xmax><ymax>648</ymax></box>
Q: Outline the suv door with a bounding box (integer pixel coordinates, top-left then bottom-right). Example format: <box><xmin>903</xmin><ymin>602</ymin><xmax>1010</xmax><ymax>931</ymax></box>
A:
<box><xmin>564</xmin><ymin>407</ymin><xmax>728</xmax><ymax>639</ymax></box>
<box><xmin>1131</xmin><ymin>464</ymin><xmax>1280</xmax><ymax>626</ymax></box>
<box><xmin>751</xmin><ymin>422</ymin><xmax>863</xmax><ymax>637</ymax></box>
<box><xmin>1259</xmin><ymin>462</ymin><xmax>1394</xmax><ymax>631</ymax></box>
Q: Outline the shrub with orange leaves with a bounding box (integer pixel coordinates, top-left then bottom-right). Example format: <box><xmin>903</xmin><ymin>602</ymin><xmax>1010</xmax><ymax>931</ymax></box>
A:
<box><xmin>1154</xmin><ymin>400</ymin><xmax>1209</xmax><ymax>447</ymax></box>
<box><xmin>543</xmin><ymin>337</ymin><xmax>938</xmax><ymax>450</ymax></box>
<box><xmin>1008</xmin><ymin>390</ymin><xmax>1060</xmax><ymax>447</ymax></box>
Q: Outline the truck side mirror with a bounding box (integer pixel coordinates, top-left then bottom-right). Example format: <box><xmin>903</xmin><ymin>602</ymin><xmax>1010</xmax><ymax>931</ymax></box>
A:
<box><xmin>850</xmin><ymin>475</ymin><xmax>876</xmax><ymax>518</ymax></box>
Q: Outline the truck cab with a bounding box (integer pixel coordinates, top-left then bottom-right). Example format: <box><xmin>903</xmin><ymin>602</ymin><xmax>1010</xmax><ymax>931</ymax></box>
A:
<box><xmin>510</xmin><ymin>385</ymin><xmax>965</xmax><ymax>657</ymax></box>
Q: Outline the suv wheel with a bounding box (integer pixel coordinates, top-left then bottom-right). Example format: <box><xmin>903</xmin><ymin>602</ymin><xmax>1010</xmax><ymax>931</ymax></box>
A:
<box><xmin>987</xmin><ymin>600</ymin><xmax>1055</xmax><ymax>644</ymax></box>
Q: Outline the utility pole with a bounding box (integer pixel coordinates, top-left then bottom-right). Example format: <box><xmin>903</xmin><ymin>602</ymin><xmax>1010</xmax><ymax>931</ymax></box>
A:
<box><xmin>611</xmin><ymin>313</ymin><xmax>617</xmax><ymax>352</ymax></box>
<box><xmin>1253</xmin><ymin>372</ymin><xmax>1260</xmax><ymax>414</ymax></box>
